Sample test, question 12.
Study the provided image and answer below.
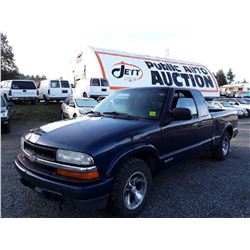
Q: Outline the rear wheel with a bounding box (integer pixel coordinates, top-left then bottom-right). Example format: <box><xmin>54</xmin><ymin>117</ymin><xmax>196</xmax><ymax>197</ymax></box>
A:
<box><xmin>83</xmin><ymin>92</ymin><xmax>87</xmax><ymax>97</ymax></box>
<box><xmin>212</xmin><ymin>131</ymin><xmax>230</xmax><ymax>160</ymax></box>
<box><xmin>110</xmin><ymin>157</ymin><xmax>152</xmax><ymax>217</ymax></box>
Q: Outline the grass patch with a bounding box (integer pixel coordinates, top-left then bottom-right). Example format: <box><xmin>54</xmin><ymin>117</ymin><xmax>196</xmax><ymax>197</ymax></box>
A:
<box><xmin>11</xmin><ymin>102</ymin><xmax>61</xmax><ymax>123</ymax></box>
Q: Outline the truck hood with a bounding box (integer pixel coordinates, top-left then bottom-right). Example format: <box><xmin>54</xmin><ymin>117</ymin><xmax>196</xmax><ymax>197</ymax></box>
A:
<box><xmin>30</xmin><ymin>115</ymin><xmax>154</xmax><ymax>154</ymax></box>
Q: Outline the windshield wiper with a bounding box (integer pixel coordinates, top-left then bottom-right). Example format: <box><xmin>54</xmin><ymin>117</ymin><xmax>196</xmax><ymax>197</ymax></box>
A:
<box><xmin>85</xmin><ymin>111</ymin><xmax>102</xmax><ymax>116</ymax></box>
<box><xmin>103</xmin><ymin>111</ymin><xmax>138</xmax><ymax>120</ymax></box>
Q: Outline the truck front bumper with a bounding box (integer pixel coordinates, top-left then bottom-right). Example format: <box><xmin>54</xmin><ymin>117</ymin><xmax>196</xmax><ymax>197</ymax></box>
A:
<box><xmin>14</xmin><ymin>156</ymin><xmax>113</xmax><ymax>210</ymax></box>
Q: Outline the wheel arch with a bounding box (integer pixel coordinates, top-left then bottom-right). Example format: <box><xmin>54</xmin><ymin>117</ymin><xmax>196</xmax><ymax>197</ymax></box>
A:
<box><xmin>107</xmin><ymin>144</ymin><xmax>160</xmax><ymax>177</ymax></box>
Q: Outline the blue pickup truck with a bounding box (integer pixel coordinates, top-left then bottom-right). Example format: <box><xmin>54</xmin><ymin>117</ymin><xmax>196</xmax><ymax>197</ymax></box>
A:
<box><xmin>14</xmin><ymin>87</ymin><xmax>238</xmax><ymax>216</ymax></box>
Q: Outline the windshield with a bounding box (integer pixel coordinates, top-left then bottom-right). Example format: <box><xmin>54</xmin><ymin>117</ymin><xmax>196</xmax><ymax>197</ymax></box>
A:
<box><xmin>75</xmin><ymin>98</ymin><xmax>98</xmax><ymax>107</ymax></box>
<box><xmin>1</xmin><ymin>96</ymin><xmax>5</xmax><ymax>107</ymax></box>
<box><xmin>11</xmin><ymin>80</ymin><xmax>36</xmax><ymax>89</ymax></box>
<box><xmin>94</xmin><ymin>89</ymin><xmax>166</xmax><ymax>120</ymax></box>
<box><xmin>237</xmin><ymin>98</ymin><xmax>250</xmax><ymax>104</ymax></box>
<box><xmin>220</xmin><ymin>101</ymin><xmax>233</xmax><ymax>107</ymax></box>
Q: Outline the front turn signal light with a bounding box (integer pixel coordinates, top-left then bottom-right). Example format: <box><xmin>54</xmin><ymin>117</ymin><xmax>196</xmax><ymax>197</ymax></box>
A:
<box><xmin>56</xmin><ymin>169</ymin><xmax>99</xmax><ymax>180</ymax></box>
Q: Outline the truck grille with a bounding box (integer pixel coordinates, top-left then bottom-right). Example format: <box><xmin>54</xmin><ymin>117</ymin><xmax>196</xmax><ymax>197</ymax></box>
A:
<box><xmin>24</xmin><ymin>141</ymin><xmax>56</xmax><ymax>161</ymax></box>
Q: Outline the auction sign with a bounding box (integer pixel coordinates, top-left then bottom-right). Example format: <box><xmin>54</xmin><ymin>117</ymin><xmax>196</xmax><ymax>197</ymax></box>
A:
<box><xmin>92</xmin><ymin>47</ymin><xmax>219</xmax><ymax>97</ymax></box>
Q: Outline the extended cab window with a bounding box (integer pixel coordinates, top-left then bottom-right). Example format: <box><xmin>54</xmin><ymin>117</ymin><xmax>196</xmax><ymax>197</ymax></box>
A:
<box><xmin>50</xmin><ymin>80</ymin><xmax>60</xmax><ymax>88</ymax></box>
<box><xmin>171</xmin><ymin>90</ymin><xmax>198</xmax><ymax>117</ymax></box>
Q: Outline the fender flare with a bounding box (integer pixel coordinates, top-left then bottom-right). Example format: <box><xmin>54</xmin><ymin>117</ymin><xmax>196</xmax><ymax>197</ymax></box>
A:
<box><xmin>222</xmin><ymin>123</ymin><xmax>233</xmax><ymax>138</ymax></box>
<box><xmin>106</xmin><ymin>143</ymin><xmax>160</xmax><ymax>176</ymax></box>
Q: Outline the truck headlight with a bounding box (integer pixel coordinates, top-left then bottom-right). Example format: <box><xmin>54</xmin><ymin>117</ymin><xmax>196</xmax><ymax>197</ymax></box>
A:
<box><xmin>56</xmin><ymin>149</ymin><xmax>94</xmax><ymax>166</ymax></box>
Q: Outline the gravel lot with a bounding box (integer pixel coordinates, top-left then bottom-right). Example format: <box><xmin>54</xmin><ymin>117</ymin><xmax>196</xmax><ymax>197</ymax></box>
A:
<box><xmin>1</xmin><ymin>104</ymin><xmax>250</xmax><ymax>217</ymax></box>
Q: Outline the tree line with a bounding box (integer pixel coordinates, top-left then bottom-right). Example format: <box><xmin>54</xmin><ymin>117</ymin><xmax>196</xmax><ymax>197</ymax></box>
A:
<box><xmin>0</xmin><ymin>32</ymin><xmax>46</xmax><ymax>84</ymax></box>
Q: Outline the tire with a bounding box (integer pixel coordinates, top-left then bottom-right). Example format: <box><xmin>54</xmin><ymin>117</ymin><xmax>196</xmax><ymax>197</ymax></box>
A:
<box><xmin>60</xmin><ymin>112</ymin><xmax>65</xmax><ymax>120</ymax></box>
<box><xmin>110</xmin><ymin>157</ymin><xmax>152</xmax><ymax>217</ymax></box>
<box><xmin>212</xmin><ymin>131</ymin><xmax>230</xmax><ymax>161</ymax></box>
<box><xmin>83</xmin><ymin>92</ymin><xmax>87</xmax><ymax>97</ymax></box>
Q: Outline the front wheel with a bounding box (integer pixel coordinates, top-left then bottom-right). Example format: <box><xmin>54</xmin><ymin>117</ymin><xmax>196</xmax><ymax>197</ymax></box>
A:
<box><xmin>110</xmin><ymin>157</ymin><xmax>152</xmax><ymax>217</ymax></box>
<box><xmin>212</xmin><ymin>131</ymin><xmax>231</xmax><ymax>161</ymax></box>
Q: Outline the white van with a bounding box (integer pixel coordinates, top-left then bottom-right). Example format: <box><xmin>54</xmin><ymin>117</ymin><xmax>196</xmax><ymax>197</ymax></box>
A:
<box><xmin>74</xmin><ymin>78</ymin><xmax>110</xmax><ymax>98</ymax></box>
<box><xmin>0</xmin><ymin>79</ymin><xmax>38</xmax><ymax>104</ymax></box>
<box><xmin>39</xmin><ymin>80</ymin><xmax>72</xmax><ymax>102</ymax></box>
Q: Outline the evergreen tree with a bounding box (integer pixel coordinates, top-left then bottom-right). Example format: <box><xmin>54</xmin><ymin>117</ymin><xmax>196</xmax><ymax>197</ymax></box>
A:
<box><xmin>1</xmin><ymin>32</ymin><xmax>19</xmax><ymax>80</ymax></box>
<box><xmin>226</xmin><ymin>68</ymin><xmax>235</xmax><ymax>84</ymax></box>
<box><xmin>215</xmin><ymin>69</ymin><xmax>228</xmax><ymax>86</ymax></box>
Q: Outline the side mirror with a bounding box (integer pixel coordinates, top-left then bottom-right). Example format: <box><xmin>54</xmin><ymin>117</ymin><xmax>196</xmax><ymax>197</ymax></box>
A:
<box><xmin>171</xmin><ymin>108</ymin><xmax>192</xmax><ymax>121</ymax></box>
<box><xmin>69</xmin><ymin>102</ymin><xmax>75</xmax><ymax>108</ymax></box>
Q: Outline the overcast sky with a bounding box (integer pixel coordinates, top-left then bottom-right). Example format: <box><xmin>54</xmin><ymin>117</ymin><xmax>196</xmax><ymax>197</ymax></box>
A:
<box><xmin>1</xmin><ymin>0</ymin><xmax>249</xmax><ymax>82</ymax></box>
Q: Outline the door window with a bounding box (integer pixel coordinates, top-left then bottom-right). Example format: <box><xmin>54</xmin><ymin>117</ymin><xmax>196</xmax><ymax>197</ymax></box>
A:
<box><xmin>171</xmin><ymin>90</ymin><xmax>198</xmax><ymax>117</ymax></box>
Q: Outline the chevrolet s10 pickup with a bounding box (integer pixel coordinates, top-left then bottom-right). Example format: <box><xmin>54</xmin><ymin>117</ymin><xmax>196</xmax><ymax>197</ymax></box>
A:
<box><xmin>14</xmin><ymin>87</ymin><xmax>238</xmax><ymax>216</ymax></box>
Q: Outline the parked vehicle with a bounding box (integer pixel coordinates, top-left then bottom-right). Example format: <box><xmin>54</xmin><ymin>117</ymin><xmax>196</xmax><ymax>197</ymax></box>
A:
<box><xmin>212</xmin><ymin>100</ymin><xmax>248</xmax><ymax>118</ymax></box>
<box><xmin>39</xmin><ymin>80</ymin><xmax>72</xmax><ymax>103</ymax></box>
<box><xmin>73</xmin><ymin>78</ymin><xmax>110</xmax><ymax>99</ymax></box>
<box><xmin>1</xmin><ymin>80</ymin><xmax>38</xmax><ymax>104</ymax></box>
<box><xmin>15</xmin><ymin>87</ymin><xmax>238</xmax><ymax>216</ymax></box>
<box><xmin>1</xmin><ymin>95</ymin><xmax>11</xmax><ymax>133</ymax></box>
<box><xmin>220</xmin><ymin>83</ymin><xmax>250</xmax><ymax>97</ymax></box>
<box><xmin>61</xmin><ymin>97</ymin><xmax>98</xmax><ymax>119</ymax></box>
<box><xmin>213</xmin><ymin>98</ymin><xmax>250</xmax><ymax>116</ymax></box>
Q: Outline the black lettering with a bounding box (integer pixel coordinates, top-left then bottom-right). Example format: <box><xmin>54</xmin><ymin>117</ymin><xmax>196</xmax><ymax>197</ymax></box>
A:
<box><xmin>124</xmin><ymin>69</ymin><xmax>130</xmax><ymax>75</ymax></box>
<box><xmin>154</xmin><ymin>63</ymin><xmax>163</xmax><ymax>70</ymax></box>
<box><xmin>183</xmin><ymin>66</ymin><xmax>192</xmax><ymax>73</ymax></box>
<box><xmin>194</xmin><ymin>67</ymin><xmax>201</xmax><ymax>74</ymax></box>
<box><xmin>134</xmin><ymin>70</ymin><xmax>140</xmax><ymax>76</ymax></box>
<box><xmin>151</xmin><ymin>71</ymin><xmax>164</xmax><ymax>85</ymax></box>
<box><xmin>160</xmin><ymin>63</ymin><xmax>170</xmax><ymax>71</ymax></box>
<box><xmin>173</xmin><ymin>65</ymin><xmax>181</xmax><ymax>72</ymax></box>
<box><xmin>172</xmin><ymin>73</ymin><xmax>183</xmax><ymax>87</ymax></box>
<box><xmin>195</xmin><ymin>75</ymin><xmax>205</xmax><ymax>87</ymax></box>
<box><xmin>161</xmin><ymin>72</ymin><xmax>173</xmax><ymax>86</ymax></box>
<box><xmin>190</xmin><ymin>67</ymin><xmax>196</xmax><ymax>73</ymax></box>
<box><xmin>169</xmin><ymin>64</ymin><xmax>176</xmax><ymax>71</ymax></box>
<box><xmin>145</xmin><ymin>61</ymin><xmax>154</xmax><ymax>69</ymax></box>
<box><xmin>189</xmin><ymin>74</ymin><xmax>197</xmax><ymax>87</ymax></box>
<box><xmin>204</xmin><ymin>75</ymin><xmax>214</xmax><ymax>88</ymax></box>
<box><xmin>112</xmin><ymin>65</ymin><xmax>125</xmax><ymax>78</ymax></box>
<box><xmin>200</xmin><ymin>68</ymin><xmax>208</xmax><ymax>74</ymax></box>
<box><xmin>180</xmin><ymin>73</ymin><xmax>190</xmax><ymax>86</ymax></box>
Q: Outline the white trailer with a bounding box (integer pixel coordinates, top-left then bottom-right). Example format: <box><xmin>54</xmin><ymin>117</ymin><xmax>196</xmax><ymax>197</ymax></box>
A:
<box><xmin>68</xmin><ymin>46</ymin><xmax>219</xmax><ymax>98</ymax></box>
